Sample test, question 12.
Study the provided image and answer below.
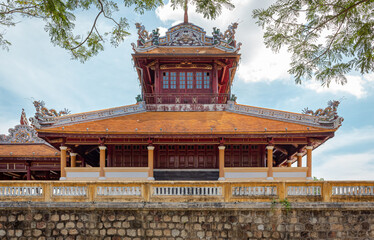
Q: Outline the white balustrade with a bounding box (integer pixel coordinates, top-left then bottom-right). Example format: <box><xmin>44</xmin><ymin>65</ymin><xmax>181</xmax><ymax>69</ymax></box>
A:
<box><xmin>332</xmin><ymin>186</ymin><xmax>374</xmax><ymax>196</ymax></box>
<box><xmin>232</xmin><ymin>186</ymin><xmax>277</xmax><ymax>196</ymax></box>
<box><xmin>287</xmin><ymin>186</ymin><xmax>321</xmax><ymax>196</ymax></box>
<box><xmin>0</xmin><ymin>187</ymin><xmax>43</xmax><ymax>196</ymax></box>
<box><xmin>52</xmin><ymin>186</ymin><xmax>87</xmax><ymax>196</ymax></box>
<box><xmin>153</xmin><ymin>186</ymin><xmax>222</xmax><ymax>196</ymax></box>
<box><xmin>97</xmin><ymin>186</ymin><xmax>141</xmax><ymax>196</ymax></box>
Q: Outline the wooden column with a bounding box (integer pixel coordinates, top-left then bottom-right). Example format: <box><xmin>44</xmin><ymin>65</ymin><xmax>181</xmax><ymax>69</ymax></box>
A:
<box><xmin>306</xmin><ymin>146</ymin><xmax>313</xmax><ymax>180</ymax></box>
<box><xmin>266</xmin><ymin>145</ymin><xmax>274</xmax><ymax>180</ymax></box>
<box><xmin>107</xmin><ymin>146</ymin><xmax>112</xmax><ymax>167</ymax></box>
<box><xmin>287</xmin><ymin>159</ymin><xmax>292</xmax><ymax>167</ymax></box>
<box><xmin>212</xmin><ymin>63</ymin><xmax>218</xmax><ymax>94</ymax></box>
<box><xmin>59</xmin><ymin>146</ymin><xmax>67</xmax><ymax>180</ymax></box>
<box><xmin>147</xmin><ymin>146</ymin><xmax>155</xmax><ymax>180</ymax></box>
<box><xmin>297</xmin><ymin>153</ymin><xmax>303</xmax><ymax>167</ymax></box>
<box><xmin>218</xmin><ymin>145</ymin><xmax>225</xmax><ymax>181</ymax></box>
<box><xmin>70</xmin><ymin>153</ymin><xmax>77</xmax><ymax>168</ymax></box>
<box><xmin>99</xmin><ymin>146</ymin><xmax>106</xmax><ymax>180</ymax></box>
<box><xmin>26</xmin><ymin>162</ymin><xmax>31</xmax><ymax>180</ymax></box>
<box><xmin>155</xmin><ymin>63</ymin><xmax>160</xmax><ymax>94</ymax></box>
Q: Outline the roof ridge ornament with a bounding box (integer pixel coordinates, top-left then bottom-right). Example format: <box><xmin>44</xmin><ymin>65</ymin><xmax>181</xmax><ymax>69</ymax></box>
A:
<box><xmin>0</xmin><ymin>124</ymin><xmax>45</xmax><ymax>144</ymax></box>
<box><xmin>29</xmin><ymin>100</ymin><xmax>71</xmax><ymax>129</ymax></box>
<box><xmin>302</xmin><ymin>100</ymin><xmax>344</xmax><ymax>125</ymax></box>
<box><xmin>212</xmin><ymin>22</ymin><xmax>240</xmax><ymax>50</ymax></box>
<box><xmin>132</xmin><ymin>22</ymin><xmax>241</xmax><ymax>53</ymax></box>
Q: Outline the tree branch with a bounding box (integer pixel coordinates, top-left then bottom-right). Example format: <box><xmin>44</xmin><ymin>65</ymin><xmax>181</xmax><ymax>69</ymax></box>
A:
<box><xmin>70</xmin><ymin>0</ymin><xmax>104</xmax><ymax>50</ymax></box>
<box><xmin>309</xmin><ymin>0</ymin><xmax>369</xmax><ymax>34</ymax></box>
<box><xmin>0</xmin><ymin>5</ymin><xmax>40</xmax><ymax>15</ymax></box>
<box><xmin>307</xmin><ymin>11</ymin><xmax>348</xmax><ymax>65</ymax></box>
<box><xmin>95</xmin><ymin>26</ymin><xmax>104</xmax><ymax>41</ymax></box>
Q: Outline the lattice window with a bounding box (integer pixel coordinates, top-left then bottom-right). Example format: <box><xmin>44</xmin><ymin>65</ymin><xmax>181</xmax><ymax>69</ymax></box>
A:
<box><xmin>204</xmin><ymin>72</ymin><xmax>210</xmax><ymax>89</ymax></box>
<box><xmin>196</xmin><ymin>72</ymin><xmax>202</xmax><ymax>89</ymax></box>
<box><xmin>179</xmin><ymin>72</ymin><xmax>185</xmax><ymax>89</ymax></box>
<box><xmin>163</xmin><ymin>72</ymin><xmax>169</xmax><ymax>89</ymax></box>
<box><xmin>187</xmin><ymin>72</ymin><xmax>193</xmax><ymax>89</ymax></box>
<box><xmin>170</xmin><ymin>72</ymin><xmax>177</xmax><ymax>89</ymax></box>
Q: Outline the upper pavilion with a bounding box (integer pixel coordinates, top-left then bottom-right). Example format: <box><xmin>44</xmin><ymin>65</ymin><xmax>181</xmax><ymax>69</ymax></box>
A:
<box><xmin>26</xmin><ymin>15</ymin><xmax>343</xmax><ymax>181</ymax></box>
<box><xmin>131</xmin><ymin>20</ymin><xmax>241</xmax><ymax>109</ymax></box>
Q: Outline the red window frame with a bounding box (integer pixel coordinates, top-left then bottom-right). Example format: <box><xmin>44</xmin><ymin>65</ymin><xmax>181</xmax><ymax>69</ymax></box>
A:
<box><xmin>159</xmin><ymin>70</ymin><xmax>212</xmax><ymax>93</ymax></box>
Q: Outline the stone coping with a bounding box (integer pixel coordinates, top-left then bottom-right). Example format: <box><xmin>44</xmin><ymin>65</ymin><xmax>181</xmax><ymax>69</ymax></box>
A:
<box><xmin>1</xmin><ymin>201</ymin><xmax>373</xmax><ymax>210</ymax></box>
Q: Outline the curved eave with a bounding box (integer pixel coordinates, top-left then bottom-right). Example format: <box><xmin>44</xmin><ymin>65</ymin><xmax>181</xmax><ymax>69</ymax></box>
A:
<box><xmin>37</xmin><ymin>129</ymin><xmax>335</xmax><ymax>136</ymax></box>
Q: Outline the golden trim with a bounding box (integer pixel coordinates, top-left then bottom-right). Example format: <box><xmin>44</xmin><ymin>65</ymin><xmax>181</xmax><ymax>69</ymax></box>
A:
<box><xmin>65</xmin><ymin>167</ymin><xmax>100</xmax><ymax>172</ymax></box>
<box><xmin>104</xmin><ymin>167</ymin><xmax>149</xmax><ymax>173</ymax></box>
<box><xmin>224</xmin><ymin>167</ymin><xmax>268</xmax><ymax>173</ymax></box>
<box><xmin>160</xmin><ymin>64</ymin><xmax>212</xmax><ymax>70</ymax></box>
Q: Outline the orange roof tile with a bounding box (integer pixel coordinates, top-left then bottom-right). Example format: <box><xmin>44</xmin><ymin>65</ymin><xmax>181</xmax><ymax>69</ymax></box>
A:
<box><xmin>0</xmin><ymin>144</ymin><xmax>59</xmax><ymax>157</ymax></box>
<box><xmin>40</xmin><ymin>111</ymin><xmax>332</xmax><ymax>135</ymax></box>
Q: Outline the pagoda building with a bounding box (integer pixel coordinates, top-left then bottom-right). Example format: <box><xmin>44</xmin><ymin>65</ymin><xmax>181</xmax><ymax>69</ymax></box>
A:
<box><xmin>0</xmin><ymin>109</ymin><xmax>60</xmax><ymax>180</ymax></box>
<box><xmin>31</xmin><ymin>17</ymin><xmax>343</xmax><ymax>181</ymax></box>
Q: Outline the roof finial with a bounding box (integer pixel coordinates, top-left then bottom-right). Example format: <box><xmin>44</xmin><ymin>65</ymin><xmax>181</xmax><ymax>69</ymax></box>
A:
<box><xmin>184</xmin><ymin>0</ymin><xmax>188</xmax><ymax>23</ymax></box>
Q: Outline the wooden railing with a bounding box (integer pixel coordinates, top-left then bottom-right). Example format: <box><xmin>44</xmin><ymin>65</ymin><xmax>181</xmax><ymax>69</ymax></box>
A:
<box><xmin>0</xmin><ymin>181</ymin><xmax>373</xmax><ymax>203</ymax></box>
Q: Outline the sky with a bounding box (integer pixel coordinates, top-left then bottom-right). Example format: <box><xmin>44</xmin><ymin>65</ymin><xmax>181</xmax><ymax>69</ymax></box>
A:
<box><xmin>0</xmin><ymin>0</ymin><xmax>373</xmax><ymax>180</ymax></box>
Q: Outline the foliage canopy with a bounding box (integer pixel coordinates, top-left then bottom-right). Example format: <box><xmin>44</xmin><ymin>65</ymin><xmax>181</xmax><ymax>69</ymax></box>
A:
<box><xmin>0</xmin><ymin>0</ymin><xmax>234</xmax><ymax>62</ymax></box>
<box><xmin>253</xmin><ymin>0</ymin><xmax>374</xmax><ymax>86</ymax></box>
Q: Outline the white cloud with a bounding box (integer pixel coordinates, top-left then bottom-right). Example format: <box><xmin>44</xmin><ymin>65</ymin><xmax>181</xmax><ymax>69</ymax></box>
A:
<box><xmin>0</xmin><ymin>119</ymin><xmax>19</xmax><ymax>135</ymax></box>
<box><xmin>303</xmin><ymin>74</ymin><xmax>368</xmax><ymax>99</ymax></box>
<box><xmin>312</xmin><ymin>126</ymin><xmax>374</xmax><ymax>180</ymax></box>
<box><xmin>158</xmin><ymin>27</ymin><xmax>168</xmax><ymax>36</ymax></box>
<box><xmin>314</xmin><ymin>152</ymin><xmax>374</xmax><ymax>180</ymax></box>
<box><xmin>313</xmin><ymin>126</ymin><xmax>374</xmax><ymax>156</ymax></box>
<box><xmin>237</xmin><ymin>48</ymin><xmax>292</xmax><ymax>83</ymax></box>
<box><xmin>364</xmin><ymin>73</ymin><xmax>374</xmax><ymax>82</ymax></box>
<box><xmin>155</xmin><ymin>2</ymin><xmax>183</xmax><ymax>23</ymax></box>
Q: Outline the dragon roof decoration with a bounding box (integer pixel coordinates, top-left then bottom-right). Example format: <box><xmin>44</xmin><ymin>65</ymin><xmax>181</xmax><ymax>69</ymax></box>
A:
<box><xmin>302</xmin><ymin>100</ymin><xmax>344</xmax><ymax>125</ymax></box>
<box><xmin>29</xmin><ymin>100</ymin><xmax>70</xmax><ymax>129</ymax></box>
<box><xmin>132</xmin><ymin>22</ymin><xmax>241</xmax><ymax>53</ymax></box>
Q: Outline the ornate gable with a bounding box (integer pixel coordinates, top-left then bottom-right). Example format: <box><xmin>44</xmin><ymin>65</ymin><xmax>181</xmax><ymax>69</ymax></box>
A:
<box><xmin>0</xmin><ymin>125</ymin><xmax>45</xmax><ymax>144</ymax></box>
<box><xmin>0</xmin><ymin>109</ymin><xmax>45</xmax><ymax>144</ymax></box>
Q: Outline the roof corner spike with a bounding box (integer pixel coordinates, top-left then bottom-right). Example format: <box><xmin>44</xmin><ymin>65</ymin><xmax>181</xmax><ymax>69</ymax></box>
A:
<box><xmin>184</xmin><ymin>0</ymin><xmax>188</xmax><ymax>23</ymax></box>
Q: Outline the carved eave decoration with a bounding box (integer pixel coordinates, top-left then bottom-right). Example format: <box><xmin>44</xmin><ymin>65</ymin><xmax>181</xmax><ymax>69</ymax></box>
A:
<box><xmin>301</xmin><ymin>100</ymin><xmax>344</xmax><ymax>129</ymax></box>
<box><xmin>36</xmin><ymin>102</ymin><xmax>147</xmax><ymax>129</ymax></box>
<box><xmin>226</xmin><ymin>101</ymin><xmax>343</xmax><ymax>130</ymax></box>
<box><xmin>33</xmin><ymin>100</ymin><xmax>342</xmax><ymax>132</ymax></box>
<box><xmin>132</xmin><ymin>22</ymin><xmax>242</xmax><ymax>54</ymax></box>
<box><xmin>0</xmin><ymin>125</ymin><xmax>46</xmax><ymax>144</ymax></box>
<box><xmin>160</xmin><ymin>63</ymin><xmax>212</xmax><ymax>70</ymax></box>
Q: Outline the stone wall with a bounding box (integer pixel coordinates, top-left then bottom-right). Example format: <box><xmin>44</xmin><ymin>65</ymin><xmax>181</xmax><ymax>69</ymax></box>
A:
<box><xmin>0</xmin><ymin>202</ymin><xmax>373</xmax><ymax>240</ymax></box>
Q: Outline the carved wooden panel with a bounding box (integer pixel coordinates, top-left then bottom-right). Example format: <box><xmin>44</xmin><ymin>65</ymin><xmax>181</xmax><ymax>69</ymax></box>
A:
<box><xmin>224</xmin><ymin>145</ymin><xmax>263</xmax><ymax>167</ymax></box>
<box><xmin>156</xmin><ymin>145</ymin><xmax>217</xmax><ymax>169</ymax></box>
<box><xmin>112</xmin><ymin>145</ymin><xmax>148</xmax><ymax>167</ymax></box>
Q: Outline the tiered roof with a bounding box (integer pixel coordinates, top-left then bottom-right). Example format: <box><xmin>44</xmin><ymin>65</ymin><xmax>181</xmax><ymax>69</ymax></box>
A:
<box><xmin>29</xmin><ymin>19</ymin><xmax>343</xmax><ymax>153</ymax></box>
